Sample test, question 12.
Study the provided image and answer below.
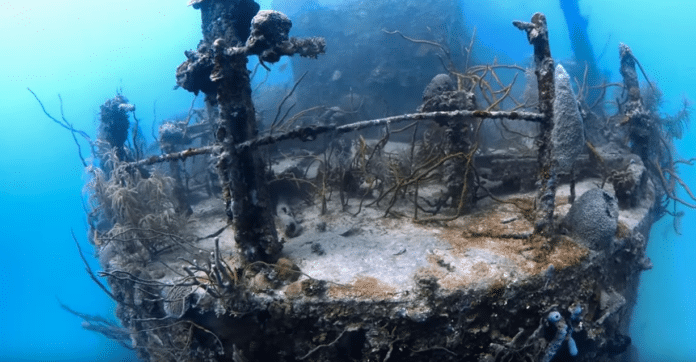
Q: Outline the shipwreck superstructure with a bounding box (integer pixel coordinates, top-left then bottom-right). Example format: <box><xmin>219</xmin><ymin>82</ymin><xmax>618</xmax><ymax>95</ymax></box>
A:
<box><xmin>38</xmin><ymin>1</ymin><xmax>695</xmax><ymax>361</ymax></box>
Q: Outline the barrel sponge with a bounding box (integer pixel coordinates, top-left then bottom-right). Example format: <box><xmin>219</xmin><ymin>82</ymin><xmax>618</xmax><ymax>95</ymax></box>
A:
<box><xmin>562</xmin><ymin>188</ymin><xmax>619</xmax><ymax>251</ymax></box>
<box><xmin>552</xmin><ymin>64</ymin><xmax>585</xmax><ymax>174</ymax></box>
<box><xmin>422</xmin><ymin>74</ymin><xmax>455</xmax><ymax>100</ymax></box>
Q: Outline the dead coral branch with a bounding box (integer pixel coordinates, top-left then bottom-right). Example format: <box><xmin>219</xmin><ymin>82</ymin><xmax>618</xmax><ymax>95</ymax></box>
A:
<box><xmin>28</xmin><ymin>88</ymin><xmax>93</xmax><ymax>167</ymax></box>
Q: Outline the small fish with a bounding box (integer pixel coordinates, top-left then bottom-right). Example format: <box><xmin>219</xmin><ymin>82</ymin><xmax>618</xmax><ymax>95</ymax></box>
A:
<box><xmin>393</xmin><ymin>248</ymin><xmax>406</xmax><ymax>256</ymax></box>
<box><xmin>339</xmin><ymin>224</ymin><xmax>361</xmax><ymax>237</ymax></box>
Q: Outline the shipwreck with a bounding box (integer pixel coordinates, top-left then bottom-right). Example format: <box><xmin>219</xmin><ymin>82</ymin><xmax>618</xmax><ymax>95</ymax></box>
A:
<box><xmin>37</xmin><ymin>0</ymin><xmax>696</xmax><ymax>361</ymax></box>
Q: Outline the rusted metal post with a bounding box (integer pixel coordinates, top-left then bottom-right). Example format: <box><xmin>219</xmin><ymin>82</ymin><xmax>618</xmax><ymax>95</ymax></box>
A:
<box><xmin>618</xmin><ymin>43</ymin><xmax>651</xmax><ymax>161</ymax></box>
<box><xmin>619</xmin><ymin>44</ymin><xmax>642</xmax><ymax>112</ymax></box>
<box><xmin>176</xmin><ymin>0</ymin><xmax>324</xmax><ymax>262</ymax></box>
<box><xmin>513</xmin><ymin>13</ymin><xmax>557</xmax><ymax>235</ymax></box>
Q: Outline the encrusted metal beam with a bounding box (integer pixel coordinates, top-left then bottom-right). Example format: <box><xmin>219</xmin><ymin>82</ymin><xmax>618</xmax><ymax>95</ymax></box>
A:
<box><xmin>514</xmin><ymin>13</ymin><xmax>557</xmax><ymax>236</ymax></box>
<box><xmin>176</xmin><ymin>1</ymin><xmax>325</xmax><ymax>262</ymax></box>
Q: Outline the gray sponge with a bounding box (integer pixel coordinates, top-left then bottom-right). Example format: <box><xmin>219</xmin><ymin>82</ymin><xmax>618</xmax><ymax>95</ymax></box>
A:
<box><xmin>563</xmin><ymin>188</ymin><xmax>619</xmax><ymax>251</ymax></box>
<box><xmin>552</xmin><ymin>64</ymin><xmax>585</xmax><ymax>174</ymax></box>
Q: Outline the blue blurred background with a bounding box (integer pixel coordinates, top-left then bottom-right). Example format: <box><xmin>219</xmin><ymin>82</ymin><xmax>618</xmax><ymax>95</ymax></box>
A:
<box><xmin>0</xmin><ymin>1</ymin><xmax>693</xmax><ymax>361</ymax></box>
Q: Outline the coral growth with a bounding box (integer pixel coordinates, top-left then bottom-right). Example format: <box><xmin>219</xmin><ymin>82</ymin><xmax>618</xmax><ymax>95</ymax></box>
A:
<box><xmin>87</xmin><ymin>149</ymin><xmax>189</xmax><ymax>267</ymax></box>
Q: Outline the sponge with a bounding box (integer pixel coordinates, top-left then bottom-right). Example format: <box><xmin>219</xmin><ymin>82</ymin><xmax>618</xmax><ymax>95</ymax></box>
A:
<box><xmin>552</xmin><ymin>64</ymin><xmax>585</xmax><ymax>174</ymax></box>
<box><xmin>542</xmin><ymin>311</ymin><xmax>568</xmax><ymax>362</ymax></box>
<box><xmin>541</xmin><ymin>306</ymin><xmax>582</xmax><ymax>361</ymax></box>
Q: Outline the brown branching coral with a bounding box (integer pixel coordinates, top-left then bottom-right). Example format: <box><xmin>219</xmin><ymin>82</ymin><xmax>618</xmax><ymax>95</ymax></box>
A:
<box><xmin>86</xmin><ymin>151</ymin><xmax>190</xmax><ymax>266</ymax></box>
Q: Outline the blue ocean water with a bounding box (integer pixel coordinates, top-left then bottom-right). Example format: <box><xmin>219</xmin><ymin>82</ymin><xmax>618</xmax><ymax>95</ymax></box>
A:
<box><xmin>0</xmin><ymin>1</ymin><xmax>692</xmax><ymax>361</ymax></box>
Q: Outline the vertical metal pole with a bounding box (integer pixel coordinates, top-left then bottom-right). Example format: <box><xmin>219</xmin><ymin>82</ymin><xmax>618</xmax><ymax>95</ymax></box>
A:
<box><xmin>513</xmin><ymin>13</ymin><xmax>557</xmax><ymax>236</ymax></box>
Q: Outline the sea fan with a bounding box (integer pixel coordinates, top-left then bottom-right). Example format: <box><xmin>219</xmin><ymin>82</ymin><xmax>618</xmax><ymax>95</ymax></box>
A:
<box><xmin>663</xmin><ymin>97</ymin><xmax>691</xmax><ymax>140</ymax></box>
